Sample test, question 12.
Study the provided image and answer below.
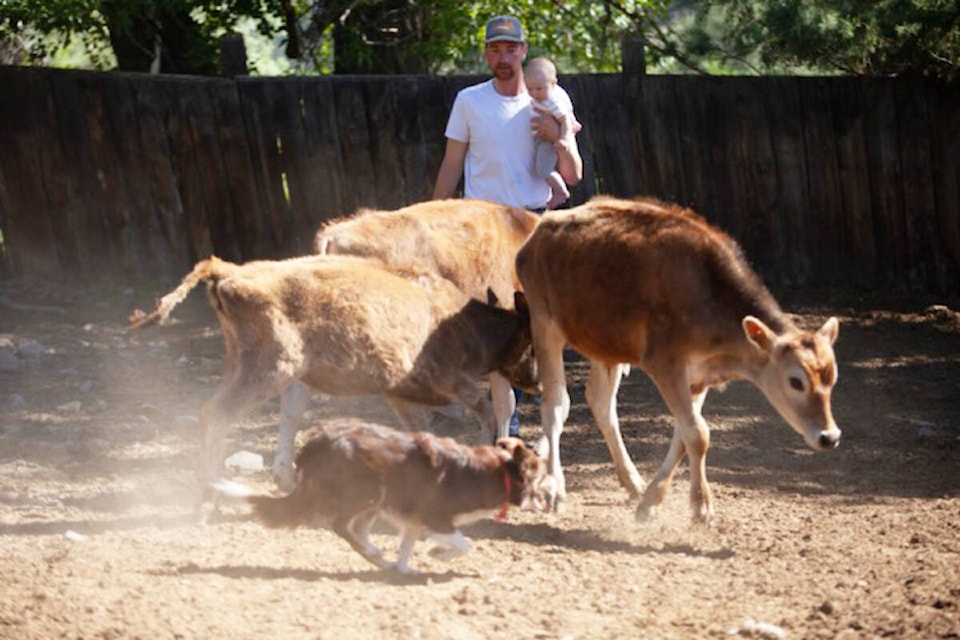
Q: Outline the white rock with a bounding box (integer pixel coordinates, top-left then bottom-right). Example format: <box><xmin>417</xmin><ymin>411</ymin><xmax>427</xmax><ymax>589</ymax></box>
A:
<box><xmin>57</xmin><ymin>401</ymin><xmax>83</xmax><ymax>413</ymax></box>
<box><xmin>65</xmin><ymin>530</ymin><xmax>87</xmax><ymax>542</ymax></box>
<box><xmin>728</xmin><ymin>618</ymin><xmax>786</xmax><ymax>639</ymax></box>
<box><xmin>225</xmin><ymin>450</ymin><xmax>264</xmax><ymax>473</ymax></box>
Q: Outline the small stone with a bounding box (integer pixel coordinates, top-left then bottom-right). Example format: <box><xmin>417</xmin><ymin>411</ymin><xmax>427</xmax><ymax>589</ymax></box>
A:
<box><xmin>225</xmin><ymin>450</ymin><xmax>264</xmax><ymax>473</ymax></box>
<box><xmin>0</xmin><ymin>351</ymin><xmax>20</xmax><ymax>371</ymax></box>
<box><xmin>917</xmin><ymin>426</ymin><xmax>936</xmax><ymax>439</ymax></box>
<box><xmin>57</xmin><ymin>401</ymin><xmax>83</xmax><ymax>413</ymax></box>
<box><xmin>17</xmin><ymin>341</ymin><xmax>44</xmax><ymax>357</ymax></box>
<box><xmin>87</xmin><ymin>439</ymin><xmax>111</xmax><ymax>452</ymax></box>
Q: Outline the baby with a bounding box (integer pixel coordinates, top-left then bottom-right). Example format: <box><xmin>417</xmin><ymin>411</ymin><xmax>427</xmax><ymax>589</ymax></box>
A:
<box><xmin>525</xmin><ymin>57</ymin><xmax>580</xmax><ymax>209</ymax></box>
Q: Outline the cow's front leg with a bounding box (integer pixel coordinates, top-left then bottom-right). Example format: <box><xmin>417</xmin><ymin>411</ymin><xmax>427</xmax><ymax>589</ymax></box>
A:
<box><xmin>273</xmin><ymin>381</ymin><xmax>312</xmax><ymax>491</ymax></box>
<box><xmin>533</xmin><ymin>319</ymin><xmax>569</xmax><ymax>512</ymax></box>
<box><xmin>586</xmin><ymin>361</ymin><xmax>645</xmax><ymax>500</ymax></box>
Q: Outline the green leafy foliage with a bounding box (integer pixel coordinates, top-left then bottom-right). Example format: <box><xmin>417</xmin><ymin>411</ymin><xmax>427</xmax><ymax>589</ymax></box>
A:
<box><xmin>684</xmin><ymin>0</ymin><xmax>960</xmax><ymax>78</ymax></box>
<box><xmin>2</xmin><ymin>0</ymin><xmax>957</xmax><ymax>78</ymax></box>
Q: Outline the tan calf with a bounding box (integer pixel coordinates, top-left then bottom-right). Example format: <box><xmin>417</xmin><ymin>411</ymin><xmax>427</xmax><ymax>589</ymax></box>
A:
<box><xmin>130</xmin><ymin>254</ymin><xmax>537</xmax><ymax>490</ymax></box>
<box><xmin>272</xmin><ymin>199</ymin><xmax>540</xmax><ymax>489</ymax></box>
<box><xmin>516</xmin><ymin>196</ymin><xmax>840</xmax><ymax>521</ymax></box>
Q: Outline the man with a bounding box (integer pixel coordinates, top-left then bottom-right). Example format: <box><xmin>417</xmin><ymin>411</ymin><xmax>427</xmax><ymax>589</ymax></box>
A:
<box><xmin>432</xmin><ymin>14</ymin><xmax>583</xmax><ymax>209</ymax></box>
<box><xmin>433</xmin><ymin>15</ymin><xmax>583</xmax><ymax>437</ymax></box>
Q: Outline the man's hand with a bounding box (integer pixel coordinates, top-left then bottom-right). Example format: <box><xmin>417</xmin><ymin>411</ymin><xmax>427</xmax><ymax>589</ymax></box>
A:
<box><xmin>530</xmin><ymin>104</ymin><xmax>561</xmax><ymax>143</ymax></box>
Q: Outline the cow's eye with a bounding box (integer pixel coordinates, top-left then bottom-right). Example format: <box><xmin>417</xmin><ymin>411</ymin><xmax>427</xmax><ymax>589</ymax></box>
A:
<box><xmin>788</xmin><ymin>376</ymin><xmax>804</xmax><ymax>392</ymax></box>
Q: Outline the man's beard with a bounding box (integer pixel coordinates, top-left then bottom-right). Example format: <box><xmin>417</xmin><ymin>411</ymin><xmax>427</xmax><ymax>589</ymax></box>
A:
<box><xmin>493</xmin><ymin>64</ymin><xmax>516</xmax><ymax>81</ymax></box>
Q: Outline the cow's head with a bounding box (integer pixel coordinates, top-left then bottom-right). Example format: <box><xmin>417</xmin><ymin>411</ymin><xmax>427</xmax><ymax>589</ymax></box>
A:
<box><xmin>744</xmin><ymin>315</ymin><xmax>841</xmax><ymax>451</ymax></box>
<box><xmin>496</xmin><ymin>291</ymin><xmax>540</xmax><ymax>394</ymax></box>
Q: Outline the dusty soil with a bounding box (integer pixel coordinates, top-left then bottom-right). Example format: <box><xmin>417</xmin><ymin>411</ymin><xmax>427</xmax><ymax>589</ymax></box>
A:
<box><xmin>0</xmin><ymin>281</ymin><xmax>958</xmax><ymax>640</ymax></box>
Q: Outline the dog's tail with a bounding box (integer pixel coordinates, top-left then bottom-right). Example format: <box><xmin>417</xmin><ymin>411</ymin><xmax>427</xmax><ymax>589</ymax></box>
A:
<box><xmin>209</xmin><ymin>480</ymin><xmax>311</xmax><ymax>529</ymax></box>
<box><xmin>128</xmin><ymin>256</ymin><xmax>232</xmax><ymax>329</ymax></box>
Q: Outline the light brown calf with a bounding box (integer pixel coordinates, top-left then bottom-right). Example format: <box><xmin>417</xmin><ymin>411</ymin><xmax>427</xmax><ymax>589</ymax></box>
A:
<box><xmin>516</xmin><ymin>196</ymin><xmax>841</xmax><ymax>521</ymax></box>
<box><xmin>130</xmin><ymin>254</ymin><xmax>537</xmax><ymax>490</ymax></box>
<box><xmin>272</xmin><ymin>199</ymin><xmax>541</xmax><ymax>488</ymax></box>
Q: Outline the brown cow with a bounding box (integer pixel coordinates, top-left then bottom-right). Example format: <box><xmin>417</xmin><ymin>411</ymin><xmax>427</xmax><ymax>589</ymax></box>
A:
<box><xmin>130</xmin><ymin>254</ymin><xmax>537</xmax><ymax>490</ymax></box>
<box><xmin>516</xmin><ymin>196</ymin><xmax>841</xmax><ymax>521</ymax></box>
<box><xmin>273</xmin><ymin>199</ymin><xmax>540</xmax><ymax>489</ymax></box>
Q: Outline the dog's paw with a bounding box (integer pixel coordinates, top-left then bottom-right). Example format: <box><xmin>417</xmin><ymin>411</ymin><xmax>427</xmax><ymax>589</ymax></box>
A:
<box><xmin>428</xmin><ymin>546</ymin><xmax>468</xmax><ymax>562</ymax></box>
<box><xmin>392</xmin><ymin>563</ymin><xmax>419</xmax><ymax>576</ymax></box>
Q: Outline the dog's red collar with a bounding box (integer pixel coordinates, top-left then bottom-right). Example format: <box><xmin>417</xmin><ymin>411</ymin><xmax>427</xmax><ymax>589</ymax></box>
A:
<box><xmin>494</xmin><ymin>464</ymin><xmax>511</xmax><ymax>522</ymax></box>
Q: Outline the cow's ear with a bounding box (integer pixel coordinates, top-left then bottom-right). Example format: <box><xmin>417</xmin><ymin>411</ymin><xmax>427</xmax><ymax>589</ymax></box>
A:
<box><xmin>485</xmin><ymin>287</ymin><xmax>499</xmax><ymax>307</ymax></box>
<box><xmin>818</xmin><ymin>316</ymin><xmax>839</xmax><ymax>345</ymax></box>
<box><xmin>514</xmin><ymin>291</ymin><xmax>529</xmax><ymax>315</ymax></box>
<box><xmin>743</xmin><ymin>316</ymin><xmax>776</xmax><ymax>352</ymax></box>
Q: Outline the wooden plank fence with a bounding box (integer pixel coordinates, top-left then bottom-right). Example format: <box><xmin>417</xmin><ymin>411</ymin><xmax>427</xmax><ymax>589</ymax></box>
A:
<box><xmin>0</xmin><ymin>65</ymin><xmax>957</xmax><ymax>293</ymax></box>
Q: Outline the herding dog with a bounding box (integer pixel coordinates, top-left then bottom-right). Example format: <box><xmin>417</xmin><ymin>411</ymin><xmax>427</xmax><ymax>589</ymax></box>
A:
<box><xmin>213</xmin><ymin>419</ymin><xmax>550</xmax><ymax>574</ymax></box>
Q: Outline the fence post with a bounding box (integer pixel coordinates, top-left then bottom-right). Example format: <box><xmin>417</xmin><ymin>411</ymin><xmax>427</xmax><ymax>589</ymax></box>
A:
<box><xmin>219</xmin><ymin>33</ymin><xmax>249</xmax><ymax>76</ymax></box>
<box><xmin>622</xmin><ymin>35</ymin><xmax>646</xmax><ymax>78</ymax></box>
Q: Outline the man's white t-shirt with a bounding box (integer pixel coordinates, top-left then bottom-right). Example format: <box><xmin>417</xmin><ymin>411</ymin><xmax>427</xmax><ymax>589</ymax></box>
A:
<box><xmin>444</xmin><ymin>79</ymin><xmax>575</xmax><ymax>210</ymax></box>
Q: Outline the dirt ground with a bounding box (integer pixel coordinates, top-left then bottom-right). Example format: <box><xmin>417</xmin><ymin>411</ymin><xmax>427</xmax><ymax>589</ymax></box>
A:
<box><xmin>0</xmin><ymin>280</ymin><xmax>958</xmax><ymax>640</ymax></box>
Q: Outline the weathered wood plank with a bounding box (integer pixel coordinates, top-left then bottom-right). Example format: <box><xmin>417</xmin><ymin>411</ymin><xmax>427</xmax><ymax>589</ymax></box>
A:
<box><xmin>299</xmin><ymin>78</ymin><xmax>350</xmax><ymax>225</ymax></box>
<box><xmin>209</xmin><ymin>78</ymin><xmax>264</xmax><ymax>262</ymax></box>
<box><xmin>831</xmin><ymin>79</ymin><xmax>877</xmax><ymax>288</ymax></box>
<box><xmin>416</xmin><ymin>77</ymin><xmax>453</xmax><ymax>203</ymax></box>
<box><xmin>131</xmin><ymin>77</ymin><xmax>190</xmax><ymax>273</ymax></box>
<box><xmin>896</xmin><ymin>77</ymin><xmax>944</xmax><ymax>292</ymax></box>
<box><xmin>0</xmin><ymin>67</ymin><xmax>59</xmax><ymax>275</ymax></box>
<box><xmin>861</xmin><ymin>78</ymin><xmax>906</xmax><ymax>288</ymax></box>
<box><xmin>926</xmin><ymin>80</ymin><xmax>960</xmax><ymax>291</ymax></box>
<box><xmin>671</xmin><ymin>75</ymin><xmax>716</xmax><ymax>217</ymax></box>
<box><xmin>333</xmin><ymin>77</ymin><xmax>377</xmax><ymax>210</ymax></box>
<box><xmin>235</xmin><ymin>78</ymin><xmax>292</xmax><ymax>256</ymax></box>
<box><xmin>798</xmin><ymin>78</ymin><xmax>844</xmax><ymax>286</ymax></box>
<box><xmin>765</xmin><ymin>77</ymin><xmax>811</xmax><ymax>285</ymax></box>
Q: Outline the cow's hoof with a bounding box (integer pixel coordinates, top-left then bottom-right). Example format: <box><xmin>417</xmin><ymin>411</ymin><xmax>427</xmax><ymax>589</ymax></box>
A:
<box><xmin>271</xmin><ymin>464</ymin><xmax>297</xmax><ymax>493</ymax></box>
<box><xmin>620</xmin><ymin>473</ymin><xmax>647</xmax><ymax>500</ymax></box>
<box><xmin>635</xmin><ymin>503</ymin><xmax>657</xmax><ymax>523</ymax></box>
<box><xmin>533</xmin><ymin>435</ymin><xmax>549</xmax><ymax>459</ymax></box>
<box><xmin>548</xmin><ymin>493</ymin><xmax>567</xmax><ymax>514</ymax></box>
<box><xmin>691</xmin><ymin>506</ymin><xmax>715</xmax><ymax>527</ymax></box>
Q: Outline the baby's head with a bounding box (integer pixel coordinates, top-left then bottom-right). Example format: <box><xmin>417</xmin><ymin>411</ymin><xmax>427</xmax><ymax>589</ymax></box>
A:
<box><xmin>524</xmin><ymin>57</ymin><xmax>558</xmax><ymax>102</ymax></box>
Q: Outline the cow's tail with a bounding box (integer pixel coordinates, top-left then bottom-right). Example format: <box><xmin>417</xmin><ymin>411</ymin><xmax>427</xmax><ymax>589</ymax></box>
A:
<box><xmin>209</xmin><ymin>480</ymin><xmax>312</xmax><ymax>529</ymax></box>
<box><xmin>128</xmin><ymin>256</ymin><xmax>231</xmax><ymax>329</ymax></box>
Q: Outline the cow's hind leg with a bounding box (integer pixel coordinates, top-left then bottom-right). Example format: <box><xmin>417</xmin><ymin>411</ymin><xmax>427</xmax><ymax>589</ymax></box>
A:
<box><xmin>198</xmin><ymin>383</ymin><xmax>262</xmax><ymax>485</ymax></box>
<box><xmin>273</xmin><ymin>381</ymin><xmax>312</xmax><ymax>491</ymax></box>
<box><xmin>637</xmin><ymin>377</ymin><xmax>712</xmax><ymax>523</ymax></box>
<box><xmin>586</xmin><ymin>361</ymin><xmax>646</xmax><ymax>500</ymax></box>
